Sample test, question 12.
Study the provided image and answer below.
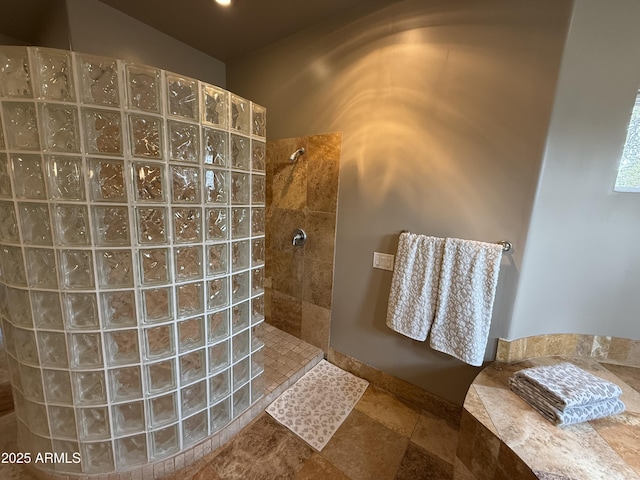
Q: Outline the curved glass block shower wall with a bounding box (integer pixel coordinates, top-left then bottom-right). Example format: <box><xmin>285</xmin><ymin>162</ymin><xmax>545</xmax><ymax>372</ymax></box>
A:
<box><xmin>0</xmin><ymin>46</ymin><xmax>267</xmax><ymax>475</ymax></box>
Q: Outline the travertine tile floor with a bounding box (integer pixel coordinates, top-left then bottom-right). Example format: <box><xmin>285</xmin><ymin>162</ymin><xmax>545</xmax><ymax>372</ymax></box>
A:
<box><xmin>0</xmin><ymin>324</ymin><xmax>460</xmax><ymax>479</ymax></box>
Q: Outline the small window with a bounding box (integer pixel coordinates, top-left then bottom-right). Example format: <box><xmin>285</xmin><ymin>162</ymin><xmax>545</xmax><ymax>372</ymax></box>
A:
<box><xmin>615</xmin><ymin>91</ymin><xmax>640</xmax><ymax>192</ymax></box>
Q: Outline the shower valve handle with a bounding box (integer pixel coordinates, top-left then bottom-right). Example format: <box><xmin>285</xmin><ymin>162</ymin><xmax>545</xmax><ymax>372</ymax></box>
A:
<box><xmin>292</xmin><ymin>228</ymin><xmax>307</xmax><ymax>247</ymax></box>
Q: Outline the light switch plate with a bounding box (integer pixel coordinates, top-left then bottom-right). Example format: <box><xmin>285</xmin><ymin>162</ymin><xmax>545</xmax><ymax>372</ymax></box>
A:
<box><xmin>373</xmin><ymin>252</ymin><xmax>394</xmax><ymax>271</ymax></box>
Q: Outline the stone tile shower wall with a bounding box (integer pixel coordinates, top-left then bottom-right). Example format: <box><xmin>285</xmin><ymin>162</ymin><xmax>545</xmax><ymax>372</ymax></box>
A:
<box><xmin>0</xmin><ymin>46</ymin><xmax>266</xmax><ymax>475</ymax></box>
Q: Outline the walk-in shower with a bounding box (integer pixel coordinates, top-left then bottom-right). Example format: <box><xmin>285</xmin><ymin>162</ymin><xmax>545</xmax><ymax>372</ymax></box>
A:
<box><xmin>0</xmin><ymin>46</ymin><xmax>266</xmax><ymax>476</ymax></box>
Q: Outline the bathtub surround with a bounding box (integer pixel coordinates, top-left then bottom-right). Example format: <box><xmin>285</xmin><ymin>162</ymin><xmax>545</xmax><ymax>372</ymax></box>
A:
<box><xmin>265</xmin><ymin>133</ymin><xmax>341</xmax><ymax>353</ymax></box>
<box><xmin>0</xmin><ymin>46</ymin><xmax>266</xmax><ymax>476</ymax></box>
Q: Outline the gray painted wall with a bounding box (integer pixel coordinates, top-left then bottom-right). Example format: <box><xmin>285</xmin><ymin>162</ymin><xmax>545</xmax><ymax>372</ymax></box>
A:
<box><xmin>65</xmin><ymin>0</ymin><xmax>226</xmax><ymax>87</ymax></box>
<box><xmin>509</xmin><ymin>0</ymin><xmax>640</xmax><ymax>340</ymax></box>
<box><xmin>228</xmin><ymin>0</ymin><xmax>572</xmax><ymax>404</ymax></box>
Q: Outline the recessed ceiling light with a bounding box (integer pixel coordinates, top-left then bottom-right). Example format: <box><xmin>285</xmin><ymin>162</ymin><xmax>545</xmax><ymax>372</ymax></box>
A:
<box><xmin>215</xmin><ymin>0</ymin><xmax>232</xmax><ymax>6</ymax></box>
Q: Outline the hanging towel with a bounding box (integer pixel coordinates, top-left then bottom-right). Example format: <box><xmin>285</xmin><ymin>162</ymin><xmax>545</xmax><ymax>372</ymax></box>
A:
<box><xmin>429</xmin><ymin>237</ymin><xmax>502</xmax><ymax>366</ymax></box>
<box><xmin>385</xmin><ymin>232</ymin><xmax>445</xmax><ymax>341</ymax></box>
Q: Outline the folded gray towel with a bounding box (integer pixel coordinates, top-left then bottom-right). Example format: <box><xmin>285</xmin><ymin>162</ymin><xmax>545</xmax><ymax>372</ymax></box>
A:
<box><xmin>509</xmin><ymin>362</ymin><xmax>623</xmax><ymax>409</ymax></box>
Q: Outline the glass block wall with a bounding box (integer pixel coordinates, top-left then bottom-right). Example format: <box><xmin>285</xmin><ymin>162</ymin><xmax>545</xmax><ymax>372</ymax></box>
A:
<box><xmin>0</xmin><ymin>46</ymin><xmax>266</xmax><ymax>475</ymax></box>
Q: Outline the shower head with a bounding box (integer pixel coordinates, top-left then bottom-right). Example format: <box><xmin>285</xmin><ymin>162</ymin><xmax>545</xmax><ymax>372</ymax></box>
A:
<box><xmin>289</xmin><ymin>147</ymin><xmax>305</xmax><ymax>162</ymax></box>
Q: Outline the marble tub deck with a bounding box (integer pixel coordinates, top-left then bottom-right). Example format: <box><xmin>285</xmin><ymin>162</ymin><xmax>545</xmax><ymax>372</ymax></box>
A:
<box><xmin>457</xmin><ymin>356</ymin><xmax>640</xmax><ymax>480</ymax></box>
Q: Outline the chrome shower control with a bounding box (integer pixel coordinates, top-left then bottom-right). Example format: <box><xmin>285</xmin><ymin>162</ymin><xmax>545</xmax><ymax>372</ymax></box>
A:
<box><xmin>292</xmin><ymin>228</ymin><xmax>307</xmax><ymax>246</ymax></box>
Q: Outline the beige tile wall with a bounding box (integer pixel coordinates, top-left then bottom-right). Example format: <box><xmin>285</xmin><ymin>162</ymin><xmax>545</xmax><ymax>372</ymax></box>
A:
<box><xmin>265</xmin><ymin>133</ymin><xmax>341</xmax><ymax>353</ymax></box>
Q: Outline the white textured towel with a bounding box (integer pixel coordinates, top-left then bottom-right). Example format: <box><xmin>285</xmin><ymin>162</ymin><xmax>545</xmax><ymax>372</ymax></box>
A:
<box><xmin>385</xmin><ymin>232</ymin><xmax>444</xmax><ymax>341</ymax></box>
<box><xmin>429</xmin><ymin>237</ymin><xmax>502</xmax><ymax>366</ymax></box>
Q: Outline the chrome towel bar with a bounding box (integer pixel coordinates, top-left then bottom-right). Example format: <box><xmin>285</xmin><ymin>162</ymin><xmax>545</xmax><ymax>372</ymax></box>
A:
<box><xmin>401</xmin><ymin>231</ymin><xmax>512</xmax><ymax>253</ymax></box>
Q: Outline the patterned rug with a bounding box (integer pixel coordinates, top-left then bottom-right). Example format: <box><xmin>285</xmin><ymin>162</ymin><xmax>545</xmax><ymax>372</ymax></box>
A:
<box><xmin>266</xmin><ymin>360</ymin><xmax>369</xmax><ymax>451</ymax></box>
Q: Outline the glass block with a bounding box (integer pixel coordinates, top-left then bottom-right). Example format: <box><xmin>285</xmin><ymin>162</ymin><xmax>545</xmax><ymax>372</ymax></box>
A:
<box><xmin>139</xmin><ymin>248</ymin><xmax>169</xmax><ymax>285</ymax></box>
<box><xmin>231</xmin><ymin>173</ymin><xmax>250</xmax><ymax>205</ymax></box>
<box><xmin>151</xmin><ymin>424</ymin><xmax>179</xmax><ymax>460</ymax></box>
<box><xmin>26</xmin><ymin>432</ymin><xmax>52</xmax><ymax>458</ymax></box>
<box><xmin>207</xmin><ymin>243</ymin><xmax>228</xmax><ymax>277</ymax></box>
<box><xmin>12</xmin><ymin>154</ymin><xmax>45</xmax><ymax>199</ymax></box>
<box><xmin>43</xmin><ymin>368</ymin><xmax>72</xmax><ymax>404</ymax></box>
<box><xmin>230</xmin><ymin>94</ymin><xmax>250</xmax><ymax>134</ymax></box>
<box><xmin>252</xmin><ymin>237</ymin><xmax>265</xmax><ymax>266</ymax></box>
<box><xmin>177</xmin><ymin>282</ymin><xmax>203</xmax><ymax>319</ymax></box>
<box><xmin>178</xmin><ymin>316</ymin><xmax>204</xmax><ymax>353</ymax></box>
<box><xmin>166</xmin><ymin>74</ymin><xmax>198</xmax><ymax>120</ymax></box>
<box><xmin>18</xmin><ymin>203</ymin><xmax>52</xmax><ymax>245</ymax></box>
<box><xmin>142</xmin><ymin>287</ymin><xmax>173</xmax><ymax>323</ymax></box>
<box><xmin>64</xmin><ymin>292</ymin><xmax>99</xmax><ymax>330</ymax></box>
<box><xmin>252</xmin><ymin>175</ymin><xmax>266</xmax><ymax>204</ymax></box>
<box><xmin>210</xmin><ymin>397</ymin><xmax>230</xmax><ymax>433</ymax></box>
<box><xmin>14</xmin><ymin>327</ymin><xmax>39</xmax><ymax>364</ymax></box>
<box><xmin>252</xmin><ymin>141</ymin><xmax>266</xmax><ymax>172</ymax></box>
<box><xmin>3</xmin><ymin>102</ymin><xmax>39</xmax><ymax>150</ymax></box>
<box><xmin>0</xmin><ymin>286</ymin><xmax>8</xmax><ymax>319</ymax></box>
<box><xmin>53</xmin><ymin>204</ymin><xmax>91</xmax><ymax>245</ymax></box>
<box><xmin>208</xmin><ymin>340</ymin><xmax>229</xmax><ymax>374</ymax></box>
<box><xmin>33</xmin><ymin>48</ymin><xmax>74</xmax><ymax>101</ymax></box>
<box><xmin>252</xmin><ymin>103</ymin><xmax>266</xmax><ymax>137</ymax></box>
<box><xmin>109</xmin><ymin>366</ymin><xmax>142</xmax><ymax>402</ymax></box>
<box><xmin>93</xmin><ymin>206</ymin><xmax>130</xmax><ymax>246</ymax></box>
<box><xmin>208</xmin><ymin>310</ymin><xmax>229</xmax><ymax>344</ymax></box>
<box><xmin>7</xmin><ymin>287</ymin><xmax>31</xmax><ymax>325</ymax></box>
<box><xmin>209</xmin><ymin>369</ymin><xmax>230</xmax><ymax>403</ymax></box>
<box><xmin>89</xmin><ymin>159</ymin><xmax>127</xmax><ymax>202</ymax></box>
<box><xmin>49</xmin><ymin>405</ymin><xmax>77</xmax><ymax>439</ymax></box>
<box><xmin>0</xmin><ymin>155</ymin><xmax>11</xmax><ymax>196</ymax></box>
<box><xmin>251</xmin><ymin>324</ymin><xmax>265</xmax><ymax>352</ymax></box>
<box><xmin>204</xmin><ymin>168</ymin><xmax>228</xmax><ymax>204</ymax></box>
<box><xmin>251</xmin><ymin>374</ymin><xmax>265</xmax><ymax>402</ymax></box>
<box><xmin>128</xmin><ymin>113</ymin><xmax>163</xmax><ymax>158</ymax></box>
<box><xmin>173</xmin><ymin>207</ymin><xmax>201</xmax><ymax>243</ymax></box>
<box><xmin>0</xmin><ymin>47</ymin><xmax>32</xmax><ymax>97</ymax></box>
<box><xmin>180</xmin><ymin>349</ymin><xmax>205</xmax><ymax>383</ymax></box>
<box><xmin>105</xmin><ymin>330</ymin><xmax>140</xmax><ymax>366</ymax></box>
<box><xmin>0</xmin><ymin>121</ymin><xmax>3</xmax><ymax>150</ymax></box>
<box><xmin>59</xmin><ymin>249</ymin><xmax>94</xmax><ymax>289</ymax></box>
<box><xmin>1</xmin><ymin>246</ymin><xmax>27</xmax><ymax>286</ymax></box>
<box><xmin>233</xmin><ymin>383</ymin><xmax>250</xmax><ymax>417</ymax></box>
<box><xmin>181</xmin><ymin>380</ymin><xmax>206</xmax><ymax>416</ymax></box>
<box><xmin>20</xmin><ymin>364</ymin><xmax>44</xmax><ymax>401</ymax></box>
<box><xmin>231</xmin><ymin>208</ymin><xmax>250</xmax><ymax>239</ymax></box>
<box><xmin>171</xmin><ymin>165</ymin><xmax>200</xmax><ymax>203</ymax></box>
<box><xmin>73</xmin><ymin>371</ymin><xmax>107</xmax><ymax>405</ymax></box>
<box><xmin>252</xmin><ymin>267</ymin><xmax>264</xmax><ymax>295</ymax></box>
<box><xmin>232</xmin><ymin>301</ymin><xmax>249</xmax><ymax>334</ymax></box>
<box><xmin>46</xmin><ymin>155</ymin><xmax>85</xmax><ymax>200</ymax></box>
<box><xmin>52</xmin><ymin>440</ymin><xmax>81</xmax><ymax>473</ymax></box>
<box><xmin>79</xmin><ymin>407</ymin><xmax>110</xmax><ymax>440</ymax></box>
<box><xmin>233</xmin><ymin>357</ymin><xmax>250</xmax><ymax>390</ymax></box>
<box><xmin>251</xmin><ymin>346</ymin><xmax>264</xmax><ymax>375</ymax></box>
<box><xmin>175</xmin><ymin>246</ymin><xmax>203</xmax><ymax>281</ymax></box>
<box><xmin>97</xmin><ymin>250</ymin><xmax>134</xmax><ymax>288</ymax></box>
<box><xmin>168</xmin><ymin>120</ymin><xmax>199</xmax><ymax>163</ymax></box>
<box><xmin>81</xmin><ymin>441</ymin><xmax>114</xmax><ymax>473</ymax></box>
<box><xmin>112</xmin><ymin>401</ymin><xmax>145</xmax><ymax>436</ymax></box>
<box><xmin>149</xmin><ymin>392</ymin><xmax>177</xmax><ymax>427</ymax></box>
<box><xmin>146</xmin><ymin>359</ymin><xmax>176</xmax><ymax>395</ymax></box>
<box><xmin>206</xmin><ymin>207</ymin><xmax>228</xmax><ymax>241</ymax></box>
<box><xmin>83</xmin><ymin>108</ymin><xmax>123</xmax><ymax>155</ymax></box>
<box><xmin>136</xmin><ymin>207</ymin><xmax>167</xmax><ymax>244</ymax></box>
<box><xmin>133</xmin><ymin>163</ymin><xmax>164</xmax><ymax>202</ymax></box>
<box><xmin>232</xmin><ymin>330</ymin><xmax>250</xmax><ymax>363</ymax></box>
<box><xmin>203</xmin><ymin>127</ymin><xmax>228</xmax><ymax>166</ymax></box>
<box><xmin>78</xmin><ymin>54</ymin><xmax>119</xmax><ymax>106</ymax></box>
<box><xmin>232</xmin><ymin>271</ymin><xmax>249</xmax><ymax>303</ymax></box>
<box><xmin>40</xmin><ymin>103</ymin><xmax>80</xmax><ymax>152</ymax></box>
<box><xmin>126</xmin><ymin>64</ymin><xmax>161</xmax><ymax>112</ymax></box>
<box><xmin>100</xmin><ymin>291</ymin><xmax>136</xmax><ymax>328</ymax></box>
<box><xmin>7</xmin><ymin>352</ymin><xmax>21</xmax><ymax>388</ymax></box>
<box><xmin>207</xmin><ymin>277</ymin><xmax>228</xmax><ymax>310</ymax></box>
<box><xmin>251</xmin><ymin>207</ymin><xmax>265</xmax><ymax>235</ymax></box>
<box><xmin>230</xmin><ymin>134</ymin><xmax>250</xmax><ymax>171</ymax></box>
<box><xmin>38</xmin><ymin>331</ymin><xmax>68</xmax><ymax>368</ymax></box>
<box><xmin>69</xmin><ymin>333</ymin><xmax>103</xmax><ymax>368</ymax></box>
<box><xmin>231</xmin><ymin>240</ymin><xmax>249</xmax><ymax>271</ymax></box>
<box><xmin>202</xmin><ymin>84</ymin><xmax>228</xmax><ymax>128</ymax></box>
<box><xmin>144</xmin><ymin>326</ymin><xmax>175</xmax><ymax>361</ymax></box>
<box><xmin>31</xmin><ymin>291</ymin><xmax>63</xmax><ymax>330</ymax></box>
<box><xmin>183</xmin><ymin>410</ymin><xmax>207</xmax><ymax>446</ymax></box>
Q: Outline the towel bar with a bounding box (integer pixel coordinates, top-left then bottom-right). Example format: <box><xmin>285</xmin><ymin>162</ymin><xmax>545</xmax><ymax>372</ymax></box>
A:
<box><xmin>401</xmin><ymin>231</ymin><xmax>512</xmax><ymax>253</ymax></box>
